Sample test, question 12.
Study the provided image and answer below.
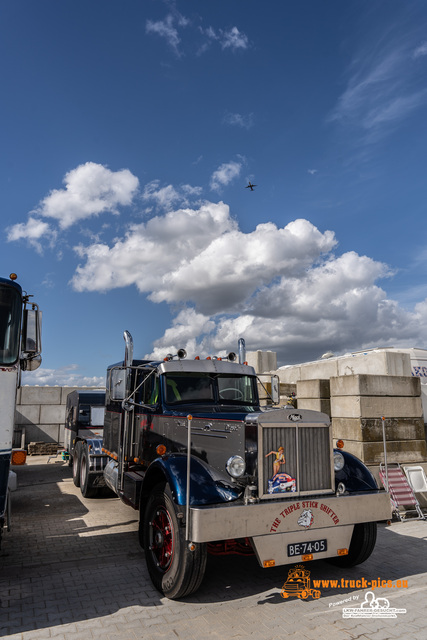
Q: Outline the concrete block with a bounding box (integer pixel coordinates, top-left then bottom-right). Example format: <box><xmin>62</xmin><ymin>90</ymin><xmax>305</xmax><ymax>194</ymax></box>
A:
<box><xmin>332</xmin><ymin>417</ymin><xmax>426</xmax><ymax>442</ymax></box>
<box><xmin>297</xmin><ymin>379</ymin><xmax>330</xmax><ymax>399</ymax></box>
<box><xmin>25</xmin><ymin>424</ymin><xmax>62</xmax><ymax>444</ymax></box>
<box><xmin>331</xmin><ymin>395</ymin><xmax>423</xmax><ymax>419</ymax></box>
<box><xmin>339</xmin><ymin>439</ymin><xmax>427</xmax><ymax>465</ymax></box>
<box><xmin>279</xmin><ymin>382</ymin><xmax>297</xmax><ymax>396</ymax></box>
<box><xmin>337</xmin><ymin>351</ymin><xmax>411</xmax><ymax>377</ymax></box>
<box><xmin>20</xmin><ymin>386</ymin><xmax>62</xmax><ymax>405</ymax></box>
<box><xmin>330</xmin><ymin>374</ymin><xmax>421</xmax><ymax>398</ymax></box>
<box><xmin>299</xmin><ymin>359</ymin><xmax>339</xmax><ymax>381</ymax></box>
<box><xmin>15</xmin><ymin>405</ymin><xmax>40</xmax><ymax>425</ymax></box>
<box><xmin>40</xmin><ymin>404</ymin><xmax>66</xmax><ymax>425</ymax></box>
<box><xmin>297</xmin><ymin>398</ymin><xmax>331</xmax><ymax>415</ymax></box>
<box><xmin>277</xmin><ymin>366</ymin><xmax>301</xmax><ymax>384</ymax></box>
<box><xmin>246</xmin><ymin>350</ymin><xmax>277</xmax><ymax>373</ymax></box>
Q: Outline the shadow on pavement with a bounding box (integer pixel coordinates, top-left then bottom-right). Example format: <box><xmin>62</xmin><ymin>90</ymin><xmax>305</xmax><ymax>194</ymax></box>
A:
<box><xmin>1</xmin><ymin>461</ymin><xmax>426</xmax><ymax>635</ymax></box>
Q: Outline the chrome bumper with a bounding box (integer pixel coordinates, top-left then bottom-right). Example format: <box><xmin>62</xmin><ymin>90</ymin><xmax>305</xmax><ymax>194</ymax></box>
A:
<box><xmin>189</xmin><ymin>491</ymin><xmax>391</xmax><ymax>542</ymax></box>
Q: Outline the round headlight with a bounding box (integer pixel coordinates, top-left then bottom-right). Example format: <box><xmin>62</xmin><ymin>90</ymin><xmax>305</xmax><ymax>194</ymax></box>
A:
<box><xmin>226</xmin><ymin>455</ymin><xmax>246</xmax><ymax>478</ymax></box>
<box><xmin>334</xmin><ymin>451</ymin><xmax>345</xmax><ymax>472</ymax></box>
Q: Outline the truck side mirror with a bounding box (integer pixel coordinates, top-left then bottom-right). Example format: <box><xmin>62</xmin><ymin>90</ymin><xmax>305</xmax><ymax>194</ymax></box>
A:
<box><xmin>21</xmin><ymin>308</ymin><xmax>42</xmax><ymax>371</ymax></box>
<box><xmin>22</xmin><ymin>308</ymin><xmax>42</xmax><ymax>355</ymax></box>
<box><xmin>270</xmin><ymin>375</ymin><xmax>280</xmax><ymax>404</ymax></box>
<box><xmin>109</xmin><ymin>368</ymin><xmax>126</xmax><ymax>401</ymax></box>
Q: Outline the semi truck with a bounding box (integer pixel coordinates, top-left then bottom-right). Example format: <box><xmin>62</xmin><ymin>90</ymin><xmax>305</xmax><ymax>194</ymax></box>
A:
<box><xmin>0</xmin><ymin>273</ymin><xmax>42</xmax><ymax>549</ymax></box>
<box><xmin>69</xmin><ymin>331</ymin><xmax>391</xmax><ymax>599</ymax></box>
<box><xmin>64</xmin><ymin>389</ymin><xmax>105</xmax><ymax>484</ymax></box>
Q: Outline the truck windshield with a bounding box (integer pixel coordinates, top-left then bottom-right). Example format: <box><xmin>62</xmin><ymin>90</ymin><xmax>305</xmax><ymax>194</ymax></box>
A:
<box><xmin>163</xmin><ymin>373</ymin><xmax>258</xmax><ymax>406</ymax></box>
<box><xmin>0</xmin><ymin>283</ymin><xmax>21</xmax><ymax>366</ymax></box>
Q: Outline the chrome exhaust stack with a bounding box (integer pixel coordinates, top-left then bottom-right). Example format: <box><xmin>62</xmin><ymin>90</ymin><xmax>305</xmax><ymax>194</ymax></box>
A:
<box><xmin>238</xmin><ymin>338</ymin><xmax>246</xmax><ymax>364</ymax></box>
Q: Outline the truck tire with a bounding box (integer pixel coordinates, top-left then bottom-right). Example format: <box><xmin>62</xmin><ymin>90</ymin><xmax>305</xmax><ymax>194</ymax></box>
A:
<box><xmin>143</xmin><ymin>482</ymin><xmax>207</xmax><ymax>600</ymax></box>
<box><xmin>327</xmin><ymin>522</ymin><xmax>377</xmax><ymax>567</ymax></box>
<box><xmin>80</xmin><ymin>445</ymin><xmax>97</xmax><ymax>498</ymax></box>
<box><xmin>72</xmin><ymin>442</ymin><xmax>82</xmax><ymax>487</ymax></box>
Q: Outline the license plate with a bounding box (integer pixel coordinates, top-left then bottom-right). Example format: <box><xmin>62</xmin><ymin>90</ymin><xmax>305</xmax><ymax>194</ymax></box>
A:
<box><xmin>287</xmin><ymin>539</ymin><xmax>327</xmax><ymax>557</ymax></box>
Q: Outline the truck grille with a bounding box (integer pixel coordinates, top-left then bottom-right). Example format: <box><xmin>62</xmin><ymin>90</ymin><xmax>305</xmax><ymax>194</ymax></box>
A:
<box><xmin>257</xmin><ymin>410</ymin><xmax>333</xmax><ymax>499</ymax></box>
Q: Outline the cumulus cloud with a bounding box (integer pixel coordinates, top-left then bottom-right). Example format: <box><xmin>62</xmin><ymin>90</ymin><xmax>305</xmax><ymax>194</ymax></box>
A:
<box><xmin>6</xmin><ymin>216</ymin><xmax>53</xmax><ymax>253</ymax></box>
<box><xmin>71</xmin><ymin>201</ymin><xmax>238</xmax><ymax>294</ymax></box>
<box><xmin>70</xmin><ymin>203</ymin><xmax>337</xmax><ymax>317</ymax></box>
<box><xmin>66</xmin><ymin>194</ymin><xmax>427</xmax><ymax>364</ymax></box>
<box><xmin>145</xmin><ymin>252</ymin><xmax>417</xmax><ymax>365</ymax></box>
<box><xmin>210</xmin><ymin>160</ymin><xmax>242</xmax><ymax>191</ymax></box>
<box><xmin>6</xmin><ymin>162</ymin><xmax>139</xmax><ymax>250</ymax></box>
<box><xmin>36</xmin><ymin>162</ymin><xmax>139</xmax><ymax>229</ymax></box>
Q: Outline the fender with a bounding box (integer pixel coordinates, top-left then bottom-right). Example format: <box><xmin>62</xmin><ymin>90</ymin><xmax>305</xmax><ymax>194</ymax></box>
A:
<box><xmin>142</xmin><ymin>453</ymin><xmax>241</xmax><ymax>506</ymax></box>
<box><xmin>84</xmin><ymin>438</ymin><xmax>108</xmax><ymax>473</ymax></box>
<box><xmin>335</xmin><ymin>449</ymin><xmax>378</xmax><ymax>492</ymax></box>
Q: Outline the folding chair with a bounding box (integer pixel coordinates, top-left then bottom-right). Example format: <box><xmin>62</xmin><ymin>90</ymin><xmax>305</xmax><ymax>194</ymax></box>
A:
<box><xmin>403</xmin><ymin>465</ymin><xmax>427</xmax><ymax>494</ymax></box>
<box><xmin>379</xmin><ymin>463</ymin><xmax>425</xmax><ymax>521</ymax></box>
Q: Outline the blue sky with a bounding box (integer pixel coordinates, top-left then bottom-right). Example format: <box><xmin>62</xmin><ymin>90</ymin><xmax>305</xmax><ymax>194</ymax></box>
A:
<box><xmin>2</xmin><ymin>0</ymin><xmax>427</xmax><ymax>386</ymax></box>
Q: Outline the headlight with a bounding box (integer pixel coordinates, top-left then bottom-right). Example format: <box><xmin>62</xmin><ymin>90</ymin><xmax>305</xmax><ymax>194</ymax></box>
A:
<box><xmin>334</xmin><ymin>451</ymin><xmax>345</xmax><ymax>472</ymax></box>
<box><xmin>226</xmin><ymin>455</ymin><xmax>246</xmax><ymax>478</ymax></box>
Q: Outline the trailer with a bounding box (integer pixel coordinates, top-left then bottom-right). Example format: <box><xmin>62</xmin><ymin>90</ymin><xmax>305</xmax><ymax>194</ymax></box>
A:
<box><xmin>0</xmin><ymin>273</ymin><xmax>42</xmax><ymax>549</ymax></box>
<box><xmin>70</xmin><ymin>331</ymin><xmax>391</xmax><ymax>599</ymax></box>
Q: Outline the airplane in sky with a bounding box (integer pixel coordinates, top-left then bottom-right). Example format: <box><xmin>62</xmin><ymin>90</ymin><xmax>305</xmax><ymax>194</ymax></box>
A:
<box><xmin>245</xmin><ymin>181</ymin><xmax>257</xmax><ymax>191</ymax></box>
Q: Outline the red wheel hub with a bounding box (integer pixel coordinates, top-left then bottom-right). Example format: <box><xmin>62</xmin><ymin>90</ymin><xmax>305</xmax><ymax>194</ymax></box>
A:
<box><xmin>150</xmin><ymin>507</ymin><xmax>174</xmax><ymax>570</ymax></box>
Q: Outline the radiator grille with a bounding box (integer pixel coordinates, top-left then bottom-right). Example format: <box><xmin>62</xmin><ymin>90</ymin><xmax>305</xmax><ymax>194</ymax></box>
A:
<box><xmin>260</xmin><ymin>422</ymin><xmax>332</xmax><ymax>499</ymax></box>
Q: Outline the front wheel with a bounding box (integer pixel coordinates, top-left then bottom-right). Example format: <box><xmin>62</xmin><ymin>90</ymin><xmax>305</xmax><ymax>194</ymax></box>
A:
<box><xmin>143</xmin><ymin>483</ymin><xmax>207</xmax><ymax>599</ymax></box>
<box><xmin>327</xmin><ymin>522</ymin><xmax>377</xmax><ymax>567</ymax></box>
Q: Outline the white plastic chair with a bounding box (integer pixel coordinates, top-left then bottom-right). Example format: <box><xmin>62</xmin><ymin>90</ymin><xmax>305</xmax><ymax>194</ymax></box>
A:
<box><xmin>403</xmin><ymin>465</ymin><xmax>427</xmax><ymax>494</ymax></box>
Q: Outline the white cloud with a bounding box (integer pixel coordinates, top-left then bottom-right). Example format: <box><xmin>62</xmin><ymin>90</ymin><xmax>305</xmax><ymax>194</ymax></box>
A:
<box><xmin>6</xmin><ymin>163</ymin><xmax>139</xmax><ymax>251</ymax></box>
<box><xmin>68</xmin><ymin>195</ymin><xmax>427</xmax><ymax>364</ymax></box>
<box><xmin>223</xmin><ymin>112</ymin><xmax>254</xmax><ymax>129</ymax></box>
<box><xmin>6</xmin><ymin>216</ymin><xmax>54</xmax><ymax>253</ymax></box>
<box><xmin>71</xmin><ymin>201</ymin><xmax>237</xmax><ymax>293</ymax></box>
<box><xmin>221</xmin><ymin>27</ymin><xmax>249</xmax><ymax>51</ymax></box>
<box><xmin>22</xmin><ymin>364</ymin><xmax>105</xmax><ymax>388</ymax></box>
<box><xmin>413</xmin><ymin>42</ymin><xmax>427</xmax><ymax>59</ymax></box>
<box><xmin>36</xmin><ymin>162</ymin><xmax>139</xmax><ymax>229</ymax></box>
<box><xmin>210</xmin><ymin>160</ymin><xmax>242</xmax><ymax>191</ymax></box>
<box><xmin>142</xmin><ymin>180</ymin><xmax>202</xmax><ymax>211</ymax></box>
<box><xmin>70</xmin><ymin>203</ymin><xmax>336</xmax><ymax>313</ymax></box>
<box><xmin>146</xmin><ymin>12</ymin><xmax>189</xmax><ymax>56</ymax></box>
<box><xmin>329</xmin><ymin>37</ymin><xmax>427</xmax><ymax>145</ymax></box>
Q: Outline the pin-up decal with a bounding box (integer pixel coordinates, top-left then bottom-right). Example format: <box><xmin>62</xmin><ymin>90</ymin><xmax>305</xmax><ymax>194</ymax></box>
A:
<box><xmin>265</xmin><ymin>446</ymin><xmax>296</xmax><ymax>494</ymax></box>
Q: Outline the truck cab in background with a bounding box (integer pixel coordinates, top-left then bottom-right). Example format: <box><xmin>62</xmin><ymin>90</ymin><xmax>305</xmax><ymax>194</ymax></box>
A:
<box><xmin>0</xmin><ymin>274</ymin><xmax>42</xmax><ymax>549</ymax></box>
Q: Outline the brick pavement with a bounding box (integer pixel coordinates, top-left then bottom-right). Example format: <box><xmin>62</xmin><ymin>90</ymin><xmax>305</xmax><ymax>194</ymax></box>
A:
<box><xmin>1</xmin><ymin>456</ymin><xmax>426</xmax><ymax>640</ymax></box>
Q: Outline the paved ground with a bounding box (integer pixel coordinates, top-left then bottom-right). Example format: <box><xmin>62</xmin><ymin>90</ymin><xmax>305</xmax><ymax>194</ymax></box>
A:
<box><xmin>1</xmin><ymin>456</ymin><xmax>426</xmax><ymax>640</ymax></box>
